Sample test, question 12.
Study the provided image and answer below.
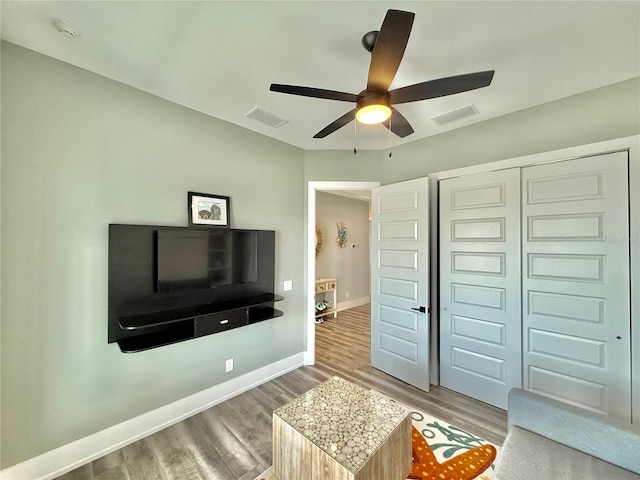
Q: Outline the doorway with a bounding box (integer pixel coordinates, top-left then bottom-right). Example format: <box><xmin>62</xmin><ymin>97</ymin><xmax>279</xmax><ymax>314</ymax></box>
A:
<box><xmin>305</xmin><ymin>181</ymin><xmax>379</xmax><ymax>365</ymax></box>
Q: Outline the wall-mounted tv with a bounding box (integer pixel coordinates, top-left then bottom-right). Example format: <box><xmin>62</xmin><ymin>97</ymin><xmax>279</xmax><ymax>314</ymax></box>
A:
<box><xmin>108</xmin><ymin>224</ymin><xmax>279</xmax><ymax>352</ymax></box>
<box><xmin>156</xmin><ymin>229</ymin><xmax>259</xmax><ymax>293</ymax></box>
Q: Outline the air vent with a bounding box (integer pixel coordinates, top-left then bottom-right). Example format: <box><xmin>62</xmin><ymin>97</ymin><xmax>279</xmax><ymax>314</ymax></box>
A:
<box><xmin>245</xmin><ymin>107</ymin><xmax>288</xmax><ymax>128</ymax></box>
<box><xmin>431</xmin><ymin>104</ymin><xmax>479</xmax><ymax>126</ymax></box>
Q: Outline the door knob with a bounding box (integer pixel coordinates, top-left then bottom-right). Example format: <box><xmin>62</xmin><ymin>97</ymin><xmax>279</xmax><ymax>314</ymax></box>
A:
<box><xmin>411</xmin><ymin>306</ymin><xmax>427</xmax><ymax>313</ymax></box>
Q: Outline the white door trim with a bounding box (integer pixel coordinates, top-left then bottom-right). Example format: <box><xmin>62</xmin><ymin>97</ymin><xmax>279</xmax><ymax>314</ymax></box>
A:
<box><xmin>630</xmin><ymin>140</ymin><xmax>640</xmax><ymax>425</ymax></box>
<box><xmin>305</xmin><ymin>181</ymin><xmax>380</xmax><ymax>365</ymax></box>
<box><xmin>427</xmin><ymin>135</ymin><xmax>639</xmax><ymax>182</ymax></box>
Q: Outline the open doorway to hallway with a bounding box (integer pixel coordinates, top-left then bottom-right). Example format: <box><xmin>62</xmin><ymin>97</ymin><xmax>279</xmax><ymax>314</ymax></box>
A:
<box><xmin>305</xmin><ymin>181</ymin><xmax>379</xmax><ymax>366</ymax></box>
<box><xmin>314</xmin><ymin>189</ymin><xmax>371</xmax><ymax>315</ymax></box>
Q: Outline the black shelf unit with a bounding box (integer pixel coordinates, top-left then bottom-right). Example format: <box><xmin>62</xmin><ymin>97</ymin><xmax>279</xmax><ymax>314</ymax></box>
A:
<box><xmin>116</xmin><ymin>294</ymin><xmax>283</xmax><ymax>353</ymax></box>
<box><xmin>109</xmin><ymin>224</ymin><xmax>281</xmax><ymax>353</ymax></box>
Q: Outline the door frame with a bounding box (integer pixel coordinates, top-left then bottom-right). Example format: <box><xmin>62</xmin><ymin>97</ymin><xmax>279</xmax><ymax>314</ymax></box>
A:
<box><xmin>428</xmin><ymin>134</ymin><xmax>639</xmax><ymax>422</ymax></box>
<box><xmin>305</xmin><ymin>181</ymin><xmax>380</xmax><ymax>365</ymax></box>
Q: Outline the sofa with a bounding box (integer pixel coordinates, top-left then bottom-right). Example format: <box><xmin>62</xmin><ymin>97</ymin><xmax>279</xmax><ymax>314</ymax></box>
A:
<box><xmin>494</xmin><ymin>388</ymin><xmax>640</xmax><ymax>479</ymax></box>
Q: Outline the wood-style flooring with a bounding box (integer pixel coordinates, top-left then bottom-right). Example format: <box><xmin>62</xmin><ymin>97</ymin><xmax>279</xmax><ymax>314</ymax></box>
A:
<box><xmin>56</xmin><ymin>304</ymin><xmax>507</xmax><ymax>480</ymax></box>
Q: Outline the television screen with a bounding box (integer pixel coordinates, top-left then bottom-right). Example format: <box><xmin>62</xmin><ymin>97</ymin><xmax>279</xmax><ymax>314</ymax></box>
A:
<box><xmin>108</xmin><ymin>224</ymin><xmax>276</xmax><ymax>347</ymax></box>
<box><xmin>157</xmin><ymin>230</ymin><xmax>209</xmax><ymax>292</ymax></box>
<box><xmin>156</xmin><ymin>229</ymin><xmax>258</xmax><ymax>293</ymax></box>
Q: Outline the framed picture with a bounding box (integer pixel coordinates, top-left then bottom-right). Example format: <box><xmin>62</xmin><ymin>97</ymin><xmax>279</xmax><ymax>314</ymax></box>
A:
<box><xmin>188</xmin><ymin>192</ymin><xmax>230</xmax><ymax>228</ymax></box>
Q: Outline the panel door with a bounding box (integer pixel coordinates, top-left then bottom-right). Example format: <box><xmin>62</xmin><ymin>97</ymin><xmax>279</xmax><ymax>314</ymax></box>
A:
<box><xmin>439</xmin><ymin>169</ymin><xmax>521</xmax><ymax>409</ymax></box>
<box><xmin>371</xmin><ymin>177</ymin><xmax>430</xmax><ymax>392</ymax></box>
<box><xmin>522</xmin><ymin>152</ymin><xmax>631</xmax><ymax>421</ymax></box>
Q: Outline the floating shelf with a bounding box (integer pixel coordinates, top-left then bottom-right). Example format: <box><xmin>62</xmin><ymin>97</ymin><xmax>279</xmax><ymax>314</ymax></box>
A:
<box><xmin>115</xmin><ymin>294</ymin><xmax>284</xmax><ymax>353</ymax></box>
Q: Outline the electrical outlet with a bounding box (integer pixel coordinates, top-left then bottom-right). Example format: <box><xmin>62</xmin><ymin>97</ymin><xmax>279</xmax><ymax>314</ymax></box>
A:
<box><xmin>283</xmin><ymin>280</ymin><xmax>292</xmax><ymax>291</ymax></box>
<box><xmin>225</xmin><ymin>358</ymin><xmax>233</xmax><ymax>372</ymax></box>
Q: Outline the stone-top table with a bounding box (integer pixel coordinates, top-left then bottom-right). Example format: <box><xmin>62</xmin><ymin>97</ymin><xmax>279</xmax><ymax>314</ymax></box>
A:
<box><xmin>272</xmin><ymin>376</ymin><xmax>412</xmax><ymax>480</ymax></box>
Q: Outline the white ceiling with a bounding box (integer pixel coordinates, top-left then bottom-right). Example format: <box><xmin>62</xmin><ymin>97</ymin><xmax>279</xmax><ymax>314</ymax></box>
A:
<box><xmin>2</xmin><ymin>1</ymin><xmax>639</xmax><ymax>151</ymax></box>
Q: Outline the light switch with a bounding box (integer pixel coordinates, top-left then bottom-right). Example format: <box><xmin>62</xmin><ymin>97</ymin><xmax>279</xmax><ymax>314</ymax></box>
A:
<box><xmin>283</xmin><ymin>280</ymin><xmax>292</xmax><ymax>291</ymax></box>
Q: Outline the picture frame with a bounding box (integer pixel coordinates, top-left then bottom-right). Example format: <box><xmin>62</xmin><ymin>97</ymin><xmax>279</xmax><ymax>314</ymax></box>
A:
<box><xmin>187</xmin><ymin>192</ymin><xmax>230</xmax><ymax>228</ymax></box>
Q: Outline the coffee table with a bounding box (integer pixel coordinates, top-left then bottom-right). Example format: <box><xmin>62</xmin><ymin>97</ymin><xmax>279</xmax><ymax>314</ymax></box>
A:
<box><xmin>272</xmin><ymin>376</ymin><xmax>412</xmax><ymax>480</ymax></box>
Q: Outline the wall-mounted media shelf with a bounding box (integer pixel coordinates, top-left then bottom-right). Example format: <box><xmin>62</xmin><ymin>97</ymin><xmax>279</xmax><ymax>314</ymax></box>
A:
<box><xmin>109</xmin><ymin>224</ymin><xmax>281</xmax><ymax>353</ymax></box>
<box><xmin>116</xmin><ymin>293</ymin><xmax>283</xmax><ymax>353</ymax></box>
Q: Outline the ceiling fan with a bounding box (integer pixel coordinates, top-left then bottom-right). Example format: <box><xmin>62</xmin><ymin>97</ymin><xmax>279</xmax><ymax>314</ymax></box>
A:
<box><xmin>270</xmin><ymin>9</ymin><xmax>495</xmax><ymax>139</ymax></box>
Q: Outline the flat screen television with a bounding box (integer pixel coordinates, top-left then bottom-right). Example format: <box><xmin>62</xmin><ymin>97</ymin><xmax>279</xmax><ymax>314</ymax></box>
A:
<box><xmin>108</xmin><ymin>225</ymin><xmax>277</xmax><ymax>349</ymax></box>
<box><xmin>156</xmin><ymin>229</ymin><xmax>258</xmax><ymax>293</ymax></box>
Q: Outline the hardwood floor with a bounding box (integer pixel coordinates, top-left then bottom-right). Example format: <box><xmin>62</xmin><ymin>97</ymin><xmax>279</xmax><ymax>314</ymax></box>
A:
<box><xmin>56</xmin><ymin>304</ymin><xmax>507</xmax><ymax>480</ymax></box>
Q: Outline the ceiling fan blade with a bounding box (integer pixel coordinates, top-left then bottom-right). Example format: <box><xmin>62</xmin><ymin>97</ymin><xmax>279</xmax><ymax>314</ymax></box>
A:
<box><xmin>382</xmin><ymin>107</ymin><xmax>414</xmax><ymax>138</ymax></box>
<box><xmin>389</xmin><ymin>70</ymin><xmax>495</xmax><ymax>104</ymax></box>
<box><xmin>367</xmin><ymin>10</ymin><xmax>415</xmax><ymax>93</ymax></box>
<box><xmin>270</xmin><ymin>84</ymin><xmax>358</xmax><ymax>102</ymax></box>
<box><xmin>313</xmin><ymin>109</ymin><xmax>356</xmax><ymax>138</ymax></box>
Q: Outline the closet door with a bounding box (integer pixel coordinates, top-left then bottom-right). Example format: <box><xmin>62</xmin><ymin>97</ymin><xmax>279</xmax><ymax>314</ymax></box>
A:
<box><xmin>522</xmin><ymin>152</ymin><xmax>631</xmax><ymax>421</ymax></box>
<box><xmin>439</xmin><ymin>169</ymin><xmax>521</xmax><ymax>409</ymax></box>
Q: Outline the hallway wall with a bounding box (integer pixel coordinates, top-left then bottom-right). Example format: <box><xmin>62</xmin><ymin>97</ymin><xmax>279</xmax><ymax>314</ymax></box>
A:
<box><xmin>315</xmin><ymin>192</ymin><xmax>370</xmax><ymax>307</ymax></box>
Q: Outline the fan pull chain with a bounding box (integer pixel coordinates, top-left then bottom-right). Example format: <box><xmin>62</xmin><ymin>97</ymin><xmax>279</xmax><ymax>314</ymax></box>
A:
<box><xmin>353</xmin><ymin>118</ymin><xmax>357</xmax><ymax>155</ymax></box>
<box><xmin>388</xmin><ymin>115</ymin><xmax>393</xmax><ymax>158</ymax></box>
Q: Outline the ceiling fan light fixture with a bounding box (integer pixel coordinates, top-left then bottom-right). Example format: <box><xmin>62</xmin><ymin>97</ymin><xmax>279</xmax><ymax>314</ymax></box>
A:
<box><xmin>356</xmin><ymin>104</ymin><xmax>391</xmax><ymax>124</ymax></box>
<box><xmin>269</xmin><ymin>9</ymin><xmax>494</xmax><ymax>139</ymax></box>
<box><xmin>356</xmin><ymin>97</ymin><xmax>391</xmax><ymax>124</ymax></box>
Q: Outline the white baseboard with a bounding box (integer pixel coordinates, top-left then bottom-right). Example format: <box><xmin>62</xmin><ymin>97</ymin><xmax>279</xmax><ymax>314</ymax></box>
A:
<box><xmin>0</xmin><ymin>352</ymin><xmax>305</xmax><ymax>480</ymax></box>
<box><xmin>337</xmin><ymin>296</ymin><xmax>370</xmax><ymax>312</ymax></box>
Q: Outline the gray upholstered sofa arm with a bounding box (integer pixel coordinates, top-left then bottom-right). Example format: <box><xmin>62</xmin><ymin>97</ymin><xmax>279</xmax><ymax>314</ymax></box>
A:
<box><xmin>507</xmin><ymin>388</ymin><xmax>640</xmax><ymax>474</ymax></box>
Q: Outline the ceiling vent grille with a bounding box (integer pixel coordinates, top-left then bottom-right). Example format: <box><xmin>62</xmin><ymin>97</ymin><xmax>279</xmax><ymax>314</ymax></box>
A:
<box><xmin>245</xmin><ymin>107</ymin><xmax>288</xmax><ymax>128</ymax></box>
<box><xmin>431</xmin><ymin>104</ymin><xmax>479</xmax><ymax>126</ymax></box>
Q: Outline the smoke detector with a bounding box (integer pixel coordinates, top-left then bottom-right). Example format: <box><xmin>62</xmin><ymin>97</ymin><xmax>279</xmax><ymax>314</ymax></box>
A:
<box><xmin>53</xmin><ymin>19</ymin><xmax>80</xmax><ymax>38</ymax></box>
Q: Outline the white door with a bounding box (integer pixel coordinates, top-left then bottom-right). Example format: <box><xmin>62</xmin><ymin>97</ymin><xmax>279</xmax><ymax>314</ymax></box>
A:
<box><xmin>439</xmin><ymin>169</ymin><xmax>522</xmax><ymax>409</ymax></box>
<box><xmin>371</xmin><ymin>178</ymin><xmax>430</xmax><ymax>392</ymax></box>
<box><xmin>521</xmin><ymin>152</ymin><xmax>631</xmax><ymax>421</ymax></box>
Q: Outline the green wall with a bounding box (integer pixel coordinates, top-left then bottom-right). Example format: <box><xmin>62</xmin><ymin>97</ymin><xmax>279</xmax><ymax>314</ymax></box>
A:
<box><xmin>0</xmin><ymin>42</ymin><xmax>305</xmax><ymax>468</ymax></box>
<box><xmin>384</xmin><ymin>77</ymin><xmax>640</xmax><ymax>182</ymax></box>
<box><xmin>316</xmin><ymin>192</ymin><xmax>370</xmax><ymax>304</ymax></box>
<box><xmin>304</xmin><ymin>149</ymin><xmax>383</xmax><ymax>182</ymax></box>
